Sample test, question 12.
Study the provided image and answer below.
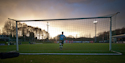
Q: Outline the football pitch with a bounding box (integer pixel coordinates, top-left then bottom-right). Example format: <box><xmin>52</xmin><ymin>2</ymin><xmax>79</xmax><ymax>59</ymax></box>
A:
<box><xmin>0</xmin><ymin>43</ymin><xmax>123</xmax><ymax>53</ymax></box>
<box><xmin>0</xmin><ymin>43</ymin><xmax>125</xmax><ymax>63</ymax></box>
<box><xmin>0</xmin><ymin>43</ymin><xmax>124</xmax><ymax>53</ymax></box>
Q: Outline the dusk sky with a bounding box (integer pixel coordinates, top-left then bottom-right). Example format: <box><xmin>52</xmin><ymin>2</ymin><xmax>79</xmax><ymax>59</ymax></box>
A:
<box><xmin>0</xmin><ymin>0</ymin><xmax>125</xmax><ymax>38</ymax></box>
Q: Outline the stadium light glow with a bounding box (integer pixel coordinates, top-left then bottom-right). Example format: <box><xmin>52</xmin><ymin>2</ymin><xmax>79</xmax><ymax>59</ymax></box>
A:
<box><xmin>93</xmin><ymin>20</ymin><xmax>98</xmax><ymax>24</ymax></box>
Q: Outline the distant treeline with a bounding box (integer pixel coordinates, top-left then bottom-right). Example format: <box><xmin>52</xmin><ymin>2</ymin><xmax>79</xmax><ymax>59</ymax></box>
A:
<box><xmin>53</xmin><ymin>27</ymin><xmax>125</xmax><ymax>42</ymax></box>
<box><xmin>2</xmin><ymin>20</ymin><xmax>49</xmax><ymax>41</ymax></box>
<box><xmin>1</xmin><ymin>20</ymin><xmax>125</xmax><ymax>42</ymax></box>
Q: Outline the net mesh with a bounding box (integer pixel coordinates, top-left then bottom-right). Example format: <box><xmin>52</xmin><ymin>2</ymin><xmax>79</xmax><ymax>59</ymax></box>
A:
<box><xmin>14</xmin><ymin>18</ymin><xmax>112</xmax><ymax>53</ymax></box>
<box><xmin>1</xmin><ymin>16</ymin><xmax>120</xmax><ymax>53</ymax></box>
<box><xmin>20</xmin><ymin>18</ymin><xmax>110</xmax><ymax>39</ymax></box>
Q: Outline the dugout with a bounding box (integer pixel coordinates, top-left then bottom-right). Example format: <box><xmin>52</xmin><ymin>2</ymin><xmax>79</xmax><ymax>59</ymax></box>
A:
<box><xmin>112</xmin><ymin>34</ymin><xmax>125</xmax><ymax>43</ymax></box>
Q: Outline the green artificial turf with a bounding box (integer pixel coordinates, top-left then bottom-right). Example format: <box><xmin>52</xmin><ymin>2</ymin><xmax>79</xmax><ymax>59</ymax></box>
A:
<box><xmin>0</xmin><ymin>43</ymin><xmax>113</xmax><ymax>53</ymax></box>
<box><xmin>0</xmin><ymin>43</ymin><xmax>125</xmax><ymax>53</ymax></box>
<box><xmin>0</xmin><ymin>43</ymin><xmax>125</xmax><ymax>63</ymax></box>
<box><xmin>0</xmin><ymin>55</ymin><xmax>125</xmax><ymax>63</ymax></box>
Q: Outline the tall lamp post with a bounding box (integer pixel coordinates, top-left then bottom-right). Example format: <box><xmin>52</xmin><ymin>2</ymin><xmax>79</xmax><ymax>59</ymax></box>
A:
<box><xmin>47</xmin><ymin>22</ymin><xmax>49</xmax><ymax>40</ymax></box>
<box><xmin>93</xmin><ymin>20</ymin><xmax>98</xmax><ymax>43</ymax></box>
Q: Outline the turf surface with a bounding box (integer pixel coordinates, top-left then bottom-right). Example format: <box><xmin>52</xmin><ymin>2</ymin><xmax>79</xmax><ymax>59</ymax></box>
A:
<box><xmin>0</xmin><ymin>43</ymin><xmax>113</xmax><ymax>53</ymax></box>
<box><xmin>0</xmin><ymin>43</ymin><xmax>125</xmax><ymax>63</ymax></box>
<box><xmin>0</xmin><ymin>54</ymin><xmax>125</xmax><ymax>63</ymax></box>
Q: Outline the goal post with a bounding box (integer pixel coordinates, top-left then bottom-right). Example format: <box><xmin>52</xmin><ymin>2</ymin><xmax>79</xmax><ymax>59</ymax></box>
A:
<box><xmin>7</xmin><ymin>12</ymin><xmax>120</xmax><ymax>54</ymax></box>
<box><xmin>16</xmin><ymin>21</ymin><xmax>19</xmax><ymax>51</ymax></box>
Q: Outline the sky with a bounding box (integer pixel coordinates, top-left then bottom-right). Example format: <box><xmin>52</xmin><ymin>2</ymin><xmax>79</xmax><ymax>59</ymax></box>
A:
<box><xmin>0</xmin><ymin>0</ymin><xmax>125</xmax><ymax>38</ymax></box>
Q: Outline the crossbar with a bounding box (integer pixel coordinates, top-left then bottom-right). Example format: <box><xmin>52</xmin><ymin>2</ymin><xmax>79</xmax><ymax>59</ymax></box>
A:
<box><xmin>8</xmin><ymin>16</ymin><xmax>111</xmax><ymax>22</ymax></box>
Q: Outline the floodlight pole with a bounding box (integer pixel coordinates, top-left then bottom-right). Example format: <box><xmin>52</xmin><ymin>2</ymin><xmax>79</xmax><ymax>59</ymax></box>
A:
<box><xmin>95</xmin><ymin>23</ymin><xmax>97</xmax><ymax>43</ymax></box>
<box><xmin>16</xmin><ymin>21</ymin><xmax>19</xmax><ymax>51</ymax></box>
<box><xmin>109</xmin><ymin>17</ymin><xmax>112</xmax><ymax>51</ymax></box>
<box><xmin>47</xmin><ymin>22</ymin><xmax>49</xmax><ymax>40</ymax></box>
<box><xmin>93</xmin><ymin>20</ymin><xmax>98</xmax><ymax>43</ymax></box>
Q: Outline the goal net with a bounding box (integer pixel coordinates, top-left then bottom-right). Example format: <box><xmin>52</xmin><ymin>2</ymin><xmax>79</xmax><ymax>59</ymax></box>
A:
<box><xmin>17</xmin><ymin>17</ymin><xmax>112</xmax><ymax>53</ymax></box>
<box><xmin>1</xmin><ymin>12</ymin><xmax>121</xmax><ymax>55</ymax></box>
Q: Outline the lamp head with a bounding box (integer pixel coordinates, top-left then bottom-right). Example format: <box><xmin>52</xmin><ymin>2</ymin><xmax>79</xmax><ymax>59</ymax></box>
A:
<box><xmin>93</xmin><ymin>21</ymin><xmax>98</xmax><ymax>24</ymax></box>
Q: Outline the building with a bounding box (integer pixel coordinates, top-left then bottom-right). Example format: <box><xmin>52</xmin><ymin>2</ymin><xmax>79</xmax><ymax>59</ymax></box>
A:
<box><xmin>0</xmin><ymin>35</ymin><xmax>10</xmax><ymax>41</ymax></box>
<box><xmin>112</xmin><ymin>34</ymin><xmax>125</xmax><ymax>43</ymax></box>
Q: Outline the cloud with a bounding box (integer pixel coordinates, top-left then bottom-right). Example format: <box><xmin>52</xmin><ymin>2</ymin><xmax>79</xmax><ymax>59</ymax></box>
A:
<box><xmin>63</xmin><ymin>0</ymin><xmax>92</xmax><ymax>3</ymax></box>
<box><xmin>58</xmin><ymin>0</ymin><xmax>117</xmax><ymax>4</ymax></box>
<box><xmin>0</xmin><ymin>0</ymin><xmax>125</xmax><ymax>30</ymax></box>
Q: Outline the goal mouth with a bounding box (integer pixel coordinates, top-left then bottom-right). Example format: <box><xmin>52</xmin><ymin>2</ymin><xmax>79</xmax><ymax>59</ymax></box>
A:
<box><xmin>1</xmin><ymin>12</ymin><xmax>122</xmax><ymax>55</ymax></box>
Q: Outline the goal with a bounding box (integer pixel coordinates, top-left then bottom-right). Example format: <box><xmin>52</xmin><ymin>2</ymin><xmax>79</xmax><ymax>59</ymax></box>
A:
<box><xmin>6</xmin><ymin>12</ymin><xmax>122</xmax><ymax>55</ymax></box>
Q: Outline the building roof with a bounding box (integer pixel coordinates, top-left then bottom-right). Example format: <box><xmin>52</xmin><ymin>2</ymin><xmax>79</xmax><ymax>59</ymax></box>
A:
<box><xmin>112</xmin><ymin>34</ymin><xmax>125</xmax><ymax>38</ymax></box>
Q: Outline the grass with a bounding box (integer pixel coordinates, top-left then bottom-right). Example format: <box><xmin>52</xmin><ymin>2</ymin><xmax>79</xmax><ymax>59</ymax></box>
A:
<box><xmin>0</xmin><ymin>43</ymin><xmax>112</xmax><ymax>53</ymax></box>
<box><xmin>0</xmin><ymin>43</ymin><xmax>125</xmax><ymax>63</ymax></box>
<box><xmin>0</xmin><ymin>41</ymin><xmax>7</xmax><ymax>45</ymax></box>
<box><xmin>0</xmin><ymin>54</ymin><xmax>125</xmax><ymax>63</ymax></box>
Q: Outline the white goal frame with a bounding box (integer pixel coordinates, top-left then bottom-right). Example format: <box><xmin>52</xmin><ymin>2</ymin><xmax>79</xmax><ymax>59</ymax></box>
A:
<box><xmin>8</xmin><ymin>12</ymin><xmax>120</xmax><ymax>55</ymax></box>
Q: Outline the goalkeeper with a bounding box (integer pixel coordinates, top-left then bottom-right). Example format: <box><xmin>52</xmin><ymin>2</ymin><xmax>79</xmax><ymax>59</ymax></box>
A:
<box><xmin>59</xmin><ymin>32</ymin><xmax>66</xmax><ymax>50</ymax></box>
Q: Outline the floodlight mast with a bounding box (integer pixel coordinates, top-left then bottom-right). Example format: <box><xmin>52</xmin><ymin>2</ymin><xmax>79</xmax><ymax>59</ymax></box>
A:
<box><xmin>47</xmin><ymin>22</ymin><xmax>49</xmax><ymax>40</ymax></box>
<box><xmin>93</xmin><ymin>20</ymin><xmax>98</xmax><ymax>43</ymax></box>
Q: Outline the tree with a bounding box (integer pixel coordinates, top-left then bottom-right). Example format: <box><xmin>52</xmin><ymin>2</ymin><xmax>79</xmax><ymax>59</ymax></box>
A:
<box><xmin>29</xmin><ymin>32</ymin><xmax>34</xmax><ymax>42</ymax></box>
<box><xmin>42</xmin><ymin>30</ymin><xmax>48</xmax><ymax>39</ymax></box>
<box><xmin>38</xmin><ymin>28</ymin><xmax>42</xmax><ymax>39</ymax></box>
<box><xmin>33</xmin><ymin>27</ymin><xmax>39</xmax><ymax>39</ymax></box>
<box><xmin>3</xmin><ymin>20</ymin><xmax>16</xmax><ymax>37</ymax></box>
<box><xmin>18</xmin><ymin>23</ymin><xmax>28</xmax><ymax>41</ymax></box>
<box><xmin>3</xmin><ymin>21</ymin><xmax>50</xmax><ymax>42</ymax></box>
<box><xmin>121</xmin><ymin>27</ymin><xmax>125</xmax><ymax>34</ymax></box>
